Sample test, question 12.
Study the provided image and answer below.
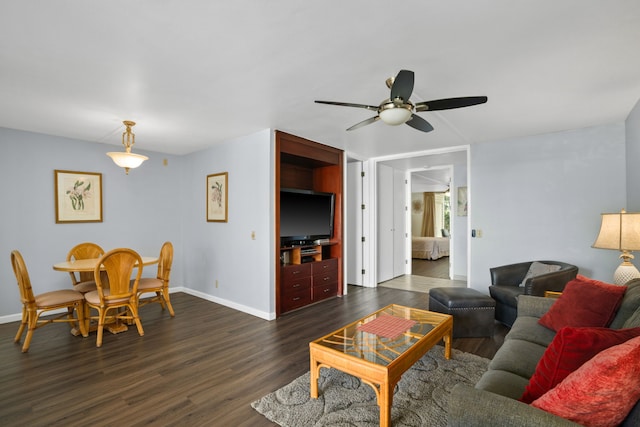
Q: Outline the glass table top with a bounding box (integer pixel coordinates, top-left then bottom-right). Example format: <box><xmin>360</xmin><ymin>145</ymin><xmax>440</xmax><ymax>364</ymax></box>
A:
<box><xmin>310</xmin><ymin>304</ymin><xmax>451</xmax><ymax>366</ymax></box>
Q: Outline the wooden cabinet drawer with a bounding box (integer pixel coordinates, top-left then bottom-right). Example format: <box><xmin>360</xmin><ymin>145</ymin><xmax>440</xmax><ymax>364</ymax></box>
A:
<box><xmin>312</xmin><ymin>270</ymin><xmax>337</xmax><ymax>287</ymax></box>
<box><xmin>313</xmin><ymin>282</ymin><xmax>337</xmax><ymax>301</ymax></box>
<box><xmin>282</xmin><ymin>276</ymin><xmax>311</xmax><ymax>295</ymax></box>
<box><xmin>281</xmin><ymin>288</ymin><xmax>312</xmax><ymax>312</ymax></box>
<box><xmin>312</xmin><ymin>258</ymin><xmax>338</xmax><ymax>275</ymax></box>
<box><xmin>281</xmin><ymin>263</ymin><xmax>311</xmax><ymax>281</ymax></box>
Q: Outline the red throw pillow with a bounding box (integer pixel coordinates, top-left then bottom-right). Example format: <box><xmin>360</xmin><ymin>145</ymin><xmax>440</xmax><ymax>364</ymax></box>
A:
<box><xmin>538</xmin><ymin>275</ymin><xmax>626</xmax><ymax>331</ymax></box>
<box><xmin>519</xmin><ymin>326</ymin><xmax>640</xmax><ymax>403</ymax></box>
<box><xmin>531</xmin><ymin>335</ymin><xmax>640</xmax><ymax>427</ymax></box>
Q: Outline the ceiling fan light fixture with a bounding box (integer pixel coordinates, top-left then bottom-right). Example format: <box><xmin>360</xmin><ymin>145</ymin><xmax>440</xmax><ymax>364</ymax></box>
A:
<box><xmin>106</xmin><ymin>120</ymin><xmax>149</xmax><ymax>174</ymax></box>
<box><xmin>379</xmin><ymin>103</ymin><xmax>412</xmax><ymax>125</ymax></box>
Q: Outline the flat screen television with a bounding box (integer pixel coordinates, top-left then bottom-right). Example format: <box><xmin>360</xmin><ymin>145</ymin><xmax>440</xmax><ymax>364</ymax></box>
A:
<box><xmin>280</xmin><ymin>188</ymin><xmax>335</xmax><ymax>246</ymax></box>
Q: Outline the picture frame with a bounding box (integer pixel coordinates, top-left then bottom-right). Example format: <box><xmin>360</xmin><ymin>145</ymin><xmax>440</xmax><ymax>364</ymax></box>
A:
<box><xmin>207</xmin><ymin>172</ymin><xmax>228</xmax><ymax>222</ymax></box>
<box><xmin>54</xmin><ymin>170</ymin><xmax>103</xmax><ymax>223</ymax></box>
<box><xmin>457</xmin><ymin>186</ymin><xmax>468</xmax><ymax>217</ymax></box>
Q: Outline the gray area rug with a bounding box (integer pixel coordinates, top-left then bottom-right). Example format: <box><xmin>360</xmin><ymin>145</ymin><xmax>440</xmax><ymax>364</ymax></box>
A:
<box><xmin>251</xmin><ymin>346</ymin><xmax>489</xmax><ymax>426</ymax></box>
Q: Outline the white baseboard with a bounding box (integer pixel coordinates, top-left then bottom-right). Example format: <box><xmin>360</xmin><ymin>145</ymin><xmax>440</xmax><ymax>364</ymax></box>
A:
<box><xmin>0</xmin><ymin>286</ymin><xmax>276</xmax><ymax>324</ymax></box>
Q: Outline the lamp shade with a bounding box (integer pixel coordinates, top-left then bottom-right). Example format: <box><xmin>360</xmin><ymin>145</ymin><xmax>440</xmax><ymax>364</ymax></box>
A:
<box><xmin>592</xmin><ymin>211</ymin><xmax>640</xmax><ymax>251</ymax></box>
<box><xmin>106</xmin><ymin>151</ymin><xmax>149</xmax><ymax>169</ymax></box>
<box><xmin>379</xmin><ymin>107</ymin><xmax>412</xmax><ymax>125</ymax></box>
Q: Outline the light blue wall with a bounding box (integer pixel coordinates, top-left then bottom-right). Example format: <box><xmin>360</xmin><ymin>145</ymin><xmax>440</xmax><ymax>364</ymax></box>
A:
<box><xmin>180</xmin><ymin>129</ymin><xmax>274</xmax><ymax>319</ymax></box>
<box><xmin>469</xmin><ymin>123</ymin><xmax>627</xmax><ymax>291</ymax></box>
<box><xmin>626</xmin><ymin>98</ymin><xmax>640</xmax><ymax>210</ymax></box>
<box><xmin>0</xmin><ymin>127</ymin><xmax>183</xmax><ymax>317</ymax></box>
<box><xmin>0</xmin><ymin>127</ymin><xmax>275</xmax><ymax>320</ymax></box>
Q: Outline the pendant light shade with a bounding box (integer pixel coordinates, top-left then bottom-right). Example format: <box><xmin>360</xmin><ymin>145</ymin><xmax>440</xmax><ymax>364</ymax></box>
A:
<box><xmin>106</xmin><ymin>120</ymin><xmax>148</xmax><ymax>174</ymax></box>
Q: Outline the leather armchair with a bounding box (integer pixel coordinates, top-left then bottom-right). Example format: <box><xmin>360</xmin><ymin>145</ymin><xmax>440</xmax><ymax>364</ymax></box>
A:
<box><xmin>488</xmin><ymin>260</ymin><xmax>578</xmax><ymax>327</ymax></box>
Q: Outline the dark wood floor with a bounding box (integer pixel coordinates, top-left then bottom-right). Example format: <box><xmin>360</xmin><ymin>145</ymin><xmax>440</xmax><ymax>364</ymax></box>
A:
<box><xmin>0</xmin><ymin>286</ymin><xmax>507</xmax><ymax>426</ymax></box>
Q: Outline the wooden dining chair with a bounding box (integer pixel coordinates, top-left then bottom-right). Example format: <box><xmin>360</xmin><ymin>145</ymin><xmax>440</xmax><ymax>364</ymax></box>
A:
<box><xmin>11</xmin><ymin>250</ymin><xmax>88</xmax><ymax>353</ymax></box>
<box><xmin>136</xmin><ymin>241</ymin><xmax>175</xmax><ymax>317</ymax></box>
<box><xmin>66</xmin><ymin>242</ymin><xmax>104</xmax><ymax>293</ymax></box>
<box><xmin>84</xmin><ymin>248</ymin><xmax>144</xmax><ymax>347</ymax></box>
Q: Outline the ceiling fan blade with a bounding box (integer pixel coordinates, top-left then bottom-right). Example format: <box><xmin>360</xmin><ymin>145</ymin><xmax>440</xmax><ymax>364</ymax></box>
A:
<box><xmin>415</xmin><ymin>96</ymin><xmax>487</xmax><ymax>112</ymax></box>
<box><xmin>405</xmin><ymin>114</ymin><xmax>434</xmax><ymax>133</ymax></box>
<box><xmin>315</xmin><ymin>100</ymin><xmax>379</xmax><ymax>112</ymax></box>
<box><xmin>390</xmin><ymin>70</ymin><xmax>414</xmax><ymax>102</ymax></box>
<box><xmin>347</xmin><ymin>116</ymin><xmax>380</xmax><ymax>131</ymax></box>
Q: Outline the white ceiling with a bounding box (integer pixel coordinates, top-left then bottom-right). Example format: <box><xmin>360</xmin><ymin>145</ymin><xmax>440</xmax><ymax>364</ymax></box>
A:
<box><xmin>2</xmin><ymin>1</ymin><xmax>640</xmax><ymax>160</ymax></box>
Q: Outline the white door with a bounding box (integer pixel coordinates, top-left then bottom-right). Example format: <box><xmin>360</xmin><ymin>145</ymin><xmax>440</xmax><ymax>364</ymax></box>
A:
<box><xmin>346</xmin><ymin>161</ymin><xmax>363</xmax><ymax>286</ymax></box>
<box><xmin>377</xmin><ymin>164</ymin><xmax>394</xmax><ymax>282</ymax></box>
<box><xmin>393</xmin><ymin>169</ymin><xmax>407</xmax><ymax>277</ymax></box>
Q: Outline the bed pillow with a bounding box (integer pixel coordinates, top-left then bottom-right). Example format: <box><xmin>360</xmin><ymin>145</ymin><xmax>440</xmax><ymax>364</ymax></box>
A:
<box><xmin>538</xmin><ymin>275</ymin><xmax>626</xmax><ymax>331</ymax></box>
<box><xmin>531</xmin><ymin>335</ymin><xmax>640</xmax><ymax>427</ymax></box>
<box><xmin>519</xmin><ymin>326</ymin><xmax>640</xmax><ymax>403</ymax></box>
<box><xmin>519</xmin><ymin>262</ymin><xmax>561</xmax><ymax>287</ymax></box>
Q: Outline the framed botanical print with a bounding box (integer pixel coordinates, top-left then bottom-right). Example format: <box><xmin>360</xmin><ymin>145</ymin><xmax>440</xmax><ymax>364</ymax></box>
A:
<box><xmin>207</xmin><ymin>172</ymin><xmax>228</xmax><ymax>222</ymax></box>
<box><xmin>54</xmin><ymin>170</ymin><xmax>103</xmax><ymax>223</ymax></box>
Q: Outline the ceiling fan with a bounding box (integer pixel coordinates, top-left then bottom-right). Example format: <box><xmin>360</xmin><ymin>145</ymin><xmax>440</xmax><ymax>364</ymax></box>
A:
<box><xmin>315</xmin><ymin>70</ymin><xmax>487</xmax><ymax>133</ymax></box>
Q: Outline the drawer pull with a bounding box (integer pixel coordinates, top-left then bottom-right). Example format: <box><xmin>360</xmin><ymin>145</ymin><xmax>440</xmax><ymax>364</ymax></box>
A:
<box><xmin>293</xmin><ymin>283</ymin><xmax>300</xmax><ymax>288</ymax></box>
<box><xmin>323</xmin><ymin>276</ymin><xmax>330</xmax><ymax>281</ymax></box>
<box><xmin>293</xmin><ymin>297</ymin><xmax>301</xmax><ymax>301</ymax></box>
<box><xmin>292</xmin><ymin>271</ymin><xmax>300</xmax><ymax>275</ymax></box>
<box><xmin>324</xmin><ymin>288</ymin><xmax>330</xmax><ymax>293</ymax></box>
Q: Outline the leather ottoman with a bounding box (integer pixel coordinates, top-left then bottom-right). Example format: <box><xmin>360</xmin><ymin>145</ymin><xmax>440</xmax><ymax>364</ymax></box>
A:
<box><xmin>428</xmin><ymin>287</ymin><xmax>496</xmax><ymax>338</ymax></box>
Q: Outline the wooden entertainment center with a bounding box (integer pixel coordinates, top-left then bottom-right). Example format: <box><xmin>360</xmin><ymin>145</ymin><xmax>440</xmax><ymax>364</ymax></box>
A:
<box><xmin>275</xmin><ymin>131</ymin><xmax>343</xmax><ymax>316</ymax></box>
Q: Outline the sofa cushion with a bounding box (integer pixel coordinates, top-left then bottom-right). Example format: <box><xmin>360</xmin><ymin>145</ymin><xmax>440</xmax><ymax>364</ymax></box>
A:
<box><xmin>531</xmin><ymin>335</ymin><xmax>640</xmax><ymax>427</ymax></box>
<box><xmin>538</xmin><ymin>275</ymin><xmax>625</xmax><ymax>331</ymax></box>
<box><xmin>610</xmin><ymin>278</ymin><xmax>640</xmax><ymax>329</ymax></box>
<box><xmin>488</xmin><ymin>338</ymin><xmax>547</xmax><ymax>380</ymax></box>
<box><xmin>474</xmin><ymin>369</ymin><xmax>531</xmax><ymax>400</ymax></box>
<box><xmin>520</xmin><ymin>326</ymin><xmax>640</xmax><ymax>404</ymax></box>
<box><xmin>624</xmin><ymin>308</ymin><xmax>640</xmax><ymax>328</ymax></box>
<box><xmin>520</xmin><ymin>261</ymin><xmax>560</xmax><ymax>287</ymax></box>
<box><xmin>507</xmin><ymin>315</ymin><xmax>557</xmax><ymax>348</ymax></box>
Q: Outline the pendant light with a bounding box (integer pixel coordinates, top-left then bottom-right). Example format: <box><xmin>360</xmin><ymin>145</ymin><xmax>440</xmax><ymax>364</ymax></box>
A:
<box><xmin>106</xmin><ymin>120</ymin><xmax>149</xmax><ymax>174</ymax></box>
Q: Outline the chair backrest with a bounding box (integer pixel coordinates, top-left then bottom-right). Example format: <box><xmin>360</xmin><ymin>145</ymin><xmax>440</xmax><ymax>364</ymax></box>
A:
<box><xmin>67</xmin><ymin>242</ymin><xmax>104</xmax><ymax>284</ymax></box>
<box><xmin>11</xmin><ymin>250</ymin><xmax>35</xmax><ymax>306</ymax></box>
<box><xmin>157</xmin><ymin>241</ymin><xmax>173</xmax><ymax>284</ymax></box>
<box><xmin>94</xmin><ymin>248</ymin><xmax>143</xmax><ymax>301</ymax></box>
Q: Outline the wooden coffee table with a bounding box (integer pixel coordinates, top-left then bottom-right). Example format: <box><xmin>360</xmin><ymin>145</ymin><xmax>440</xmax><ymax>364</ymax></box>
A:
<box><xmin>309</xmin><ymin>304</ymin><xmax>453</xmax><ymax>427</ymax></box>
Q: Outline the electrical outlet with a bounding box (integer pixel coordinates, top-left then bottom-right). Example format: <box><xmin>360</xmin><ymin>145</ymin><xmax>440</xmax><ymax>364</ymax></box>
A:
<box><xmin>215</xmin><ymin>279</ymin><xmax>218</xmax><ymax>288</ymax></box>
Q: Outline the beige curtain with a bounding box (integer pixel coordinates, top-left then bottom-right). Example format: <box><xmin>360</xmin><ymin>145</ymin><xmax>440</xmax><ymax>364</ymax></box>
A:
<box><xmin>421</xmin><ymin>192</ymin><xmax>435</xmax><ymax>237</ymax></box>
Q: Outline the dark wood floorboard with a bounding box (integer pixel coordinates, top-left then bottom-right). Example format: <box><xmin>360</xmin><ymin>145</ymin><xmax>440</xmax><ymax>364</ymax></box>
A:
<box><xmin>0</xmin><ymin>287</ymin><xmax>507</xmax><ymax>426</ymax></box>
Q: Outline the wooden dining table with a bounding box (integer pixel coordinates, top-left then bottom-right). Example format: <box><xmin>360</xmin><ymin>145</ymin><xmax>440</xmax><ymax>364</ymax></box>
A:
<box><xmin>53</xmin><ymin>256</ymin><xmax>158</xmax><ymax>335</ymax></box>
<box><xmin>53</xmin><ymin>256</ymin><xmax>159</xmax><ymax>273</ymax></box>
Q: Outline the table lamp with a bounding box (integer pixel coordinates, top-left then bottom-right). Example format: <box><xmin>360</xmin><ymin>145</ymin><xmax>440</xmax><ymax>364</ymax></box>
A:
<box><xmin>592</xmin><ymin>209</ymin><xmax>640</xmax><ymax>285</ymax></box>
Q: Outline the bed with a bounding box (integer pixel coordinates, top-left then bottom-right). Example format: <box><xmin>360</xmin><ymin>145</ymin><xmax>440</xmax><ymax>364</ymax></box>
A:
<box><xmin>412</xmin><ymin>236</ymin><xmax>450</xmax><ymax>260</ymax></box>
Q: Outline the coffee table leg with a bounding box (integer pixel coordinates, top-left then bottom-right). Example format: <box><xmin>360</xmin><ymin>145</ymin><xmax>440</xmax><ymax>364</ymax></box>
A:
<box><xmin>310</xmin><ymin>353</ymin><xmax>319</xmax><ymax>398</ymax></box>
<box><xmin>379</xmin><ymin>380</ymin><xmax>394</xmax><ymax>427</ymax></box>
<box><xmin>443</xmin><ymin>328</ymin><xmax>452</xmax><ymax>359</ymax></box>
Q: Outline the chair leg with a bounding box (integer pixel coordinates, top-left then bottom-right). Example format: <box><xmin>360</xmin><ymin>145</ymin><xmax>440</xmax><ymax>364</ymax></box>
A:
<box><xmin>14</xmin><ymin>306</ymin><xmax>27</xmax><ymax>344</ymax></box>
<box><xmin>128</xmin><ymin>304</ymin><xmax>144</xmax><ymax>337</ymax></box>
<box><xmin>96</xmin><ymin>309</ymin><xmax>108</xmax><ymax>348</ymax></box>
<box><xmin>22</xmin><ymin>309</ymin><xmax>38</xmax><ymax>353</ymax></box>
<box><xmin>163</xmin><ymin>289</ymin><xmax>175</xmax><ymax>317</ymax></box>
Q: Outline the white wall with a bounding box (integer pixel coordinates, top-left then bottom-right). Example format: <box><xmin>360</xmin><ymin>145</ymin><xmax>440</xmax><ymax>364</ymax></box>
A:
<box><xmin>469</xmin><ymin>123</ymin><xmax>627</xmax><ymax>292</ymax></box>
<box><xmin>180</xmin><ymin>129</ymin><xmax>274</xmax><ymax>319</ymax></box>
<box><xmin>626</xmin><ymin>98</ymin><xmax>640</xmax><ymax>210</ymax></box>
<box><xmin>0</xmin><ymin>127</ymin><xmax>183</xmax><ymax>317</ymax></box>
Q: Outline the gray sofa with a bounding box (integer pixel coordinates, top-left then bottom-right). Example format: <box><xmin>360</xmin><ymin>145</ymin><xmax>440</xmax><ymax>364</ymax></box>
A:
<box><xmin>448</xmin><ymin>278</ymin><xmax>640</xmax><ymax>427</ymax></box>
